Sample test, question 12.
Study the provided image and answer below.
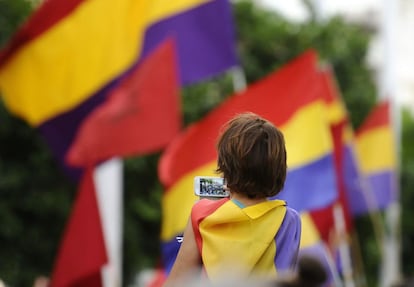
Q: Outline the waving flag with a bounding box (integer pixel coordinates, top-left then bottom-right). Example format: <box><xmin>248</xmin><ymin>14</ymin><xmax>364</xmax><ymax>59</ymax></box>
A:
<box><xmin>66</xmin><ymin>39</ymin><xmax>181</xmax><ymax>167</ymax></box>
<box><xmin>0</xmin><ymin>0</ymin><xmax>238</xmax><ymax>179</ymax></box>
<box><xmin>0</xmin><ymin>0</ymin><xmax>238</xmax><ymax>286</ymax></box>
<box><xmin>158</xmin><ymin>50</ymin><xmax>337</xmax><ymax>273</ymax></box>
<box><xmin>141</xmin><ymin>0</ymin><xmax>238</xmax><ymax>85</ymax></box>
<box><xmin>353</xmin><ymin>100</ymin><xmax>397</xmax><ymax>215</ymax></box>
<box><xmin>309</xmin><ymin>68</ymin><xmax>355</xmax><ymax>241</ymax></box>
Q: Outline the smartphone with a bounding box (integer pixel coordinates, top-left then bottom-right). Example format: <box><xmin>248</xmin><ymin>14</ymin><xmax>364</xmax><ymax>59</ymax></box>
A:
<box><xmin>194</xmin><ymin>176</ymin><xmax>229</xmax><ymax>199</ymax></box>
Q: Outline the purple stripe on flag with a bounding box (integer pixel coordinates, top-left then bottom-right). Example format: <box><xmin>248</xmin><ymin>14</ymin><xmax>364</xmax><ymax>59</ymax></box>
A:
<box><xmin>274</xmin><ymin>207</ymin><xmax>301</xmax><ymax>272</ymax></box>
<box><xmin>141</xmin><ymin>0</ymin><xmax>238</xmax><ymax>84</ymax></box>
<box><xmin>161</xmin><ymin>235</ymin><xmax>182</xmax><ymax>274</ymax></box>
<box><xmin>350</xmin><ymin>171</ymin><xmax>396</xmax><ymax>216</ymax></box>
<box><xmin>342</xmin><ymin>145</ymin><xmax>365</xmax><ymax>215</ymax></box>
<box><xmin>272</xmin><ymin>154</ymin><xmax>337</xmax><ymax>212</ymax></box>
<box><xmin>37</xmin><ymin>74</ymin><xmax>130</xmax><ymax>181</ymax></box>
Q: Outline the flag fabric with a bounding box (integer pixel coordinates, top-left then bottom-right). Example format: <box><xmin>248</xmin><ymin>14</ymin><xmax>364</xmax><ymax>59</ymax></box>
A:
<box><xmin>0</xmin><ymin>0</ymin><xmax>238</xmax><ymax>179</ymax></box>
<box><xmin>158</xmin><ymin>50</ymin><xmax>337</xmax><ymax>274</ymax></box>
<box><xmin>299</xmin><ymin>212</ymin><xmax>337</xmax><ymax>286</ymax></box>
<box><xmin>352</xmin><ymin>100</ymin><xmax>397</xmax><ymax>215</ymax></box>
<box><xmin>141</xmin><ymin>0</ymin><xmax>238</xmax><ymax>85</ymax></box>
<box><xmin>190</xmin><ymin>198</ymin><xmax>301</xmax><ymax>281</ymax></box>
<box><xmin>0</xmin><ymin>0</ymin><xmax>238</xmax><ymax>286</ymax></box>
<box><xmin>66</xmin><ymin>39</ymin><xmax>181</xmax><ymax>167</ymax></box>
<box><xmin>50</xmin><ymin>168</ymin><xmax>107</xmax><ymax>287</ymax></box>
<box><xmin>309</xmin><ymin>68</ymin><xmax>355</xmax><ymax>242</ymax></box>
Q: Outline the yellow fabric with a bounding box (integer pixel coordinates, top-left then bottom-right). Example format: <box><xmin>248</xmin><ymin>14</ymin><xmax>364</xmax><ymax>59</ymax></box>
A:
<box><xmin>199</xmin><ymin>200</ymin><xmax>286</xmax><ymax>281</ymax></box>
<box><xmin>299</xmin><ymin>212</ymin><xmax>321</xmax><ymax>248</ymax></box>
<box><xmin>162</xmin><ymin>100</ymin><xmax>333</xmax><ymax>240</ymax></box>
<box><xmin>0</xmin><ymin>0</ymin><xmax>210</xmax><ymax>126</ymax></box>
<box><xmin>282</xmin><ymin>100</ymin><xmax>333</xmax><ymax>167</ymax></box>
<box><xmin>161</xmin><ymin>162</ymin><xmax>218</xmax><ymax>240</ymax></box>
<box><xmin>356</xmin><ymin>126</ymin><xmax>396</xmax><ymax>173</ymax></box>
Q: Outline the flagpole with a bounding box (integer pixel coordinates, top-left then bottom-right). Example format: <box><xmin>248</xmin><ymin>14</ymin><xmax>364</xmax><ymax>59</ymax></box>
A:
<box><xmin>230</xmin><ymin>66</ymin><xmax>247</xmax><ymax>92</ymax></box>
<box><xmin>379</xmin><ymin>0</ymin><xmax>402</xmax><ymax>286</ymax></box>
<box><xmin>333</xmin><ymin>204</ymin><xmax>356</xmax><ymax>287</ymax></box>
<box><xmin>94</xmin><ymin>158</ymin><xmax>124</xmax><ymax>287</ymax></box>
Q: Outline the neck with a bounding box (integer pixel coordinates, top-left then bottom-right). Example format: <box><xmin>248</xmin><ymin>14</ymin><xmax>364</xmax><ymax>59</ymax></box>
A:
<box><xmin>230</xmin><ymin>192</ymin><xmax>267</xmax><ymax>207</ymax></box>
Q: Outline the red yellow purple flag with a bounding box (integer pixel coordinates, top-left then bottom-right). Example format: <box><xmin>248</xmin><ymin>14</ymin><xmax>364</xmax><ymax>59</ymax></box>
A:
<box><xmin>353</xmin><ymin>100</ymin><xmax>397</xmax><ymax>214</ymax></box>
<box><xmin>66</xmin><ymin>39</ymin><xmax>181</xmax><ymax>167</ymax></box>
<box><xmin>158</xmin><ymin>50</ymin><xmax>337</xmax><ymax>273</ymax></box>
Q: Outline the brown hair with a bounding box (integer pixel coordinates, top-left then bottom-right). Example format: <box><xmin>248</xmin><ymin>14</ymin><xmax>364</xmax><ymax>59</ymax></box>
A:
<box><xmin>216</xmin><ymin>112</ymin><xmax>287</xmax><ymax>199</ymax></box>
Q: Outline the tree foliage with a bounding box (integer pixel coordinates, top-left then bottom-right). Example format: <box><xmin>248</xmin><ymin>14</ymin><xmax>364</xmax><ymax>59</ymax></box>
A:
<box><xmin>0</xmin><ymin>0</ymin><xmax>413</xmax><ymax>286</ymax></box>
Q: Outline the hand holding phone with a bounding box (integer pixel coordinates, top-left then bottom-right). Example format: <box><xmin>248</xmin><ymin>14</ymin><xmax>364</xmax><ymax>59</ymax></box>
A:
<box><xmin>194</xmin><ymin>176</ymin><xmax>229</xmax><ymax>199</ymax></box>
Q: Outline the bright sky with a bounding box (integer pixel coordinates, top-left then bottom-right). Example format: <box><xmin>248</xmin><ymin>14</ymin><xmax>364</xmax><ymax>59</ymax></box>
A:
<box><xmin>256</xmin><ymin>0</ymin><xmax>414</xmax><ymax>112</ymax></box>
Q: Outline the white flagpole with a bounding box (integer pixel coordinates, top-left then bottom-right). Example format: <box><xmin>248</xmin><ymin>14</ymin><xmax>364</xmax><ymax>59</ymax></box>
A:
<box><xmin>230</xmin><ymin>66</ymin><xmax>247</xmax><ymax>92</ymax></box>
<box><xmin>94</xmin><ymin>158</ymin><xmax>124</xmax><ymax>287</ymax></box>
<box><xmin>333</xmin><ymin>204</ymin><xmax>356</xmax><ymax>287</ymax></box>
<box><xmin>379</xmin><ymin>0</ymin><xmax>402</xmax><ymax>286</ymax></box>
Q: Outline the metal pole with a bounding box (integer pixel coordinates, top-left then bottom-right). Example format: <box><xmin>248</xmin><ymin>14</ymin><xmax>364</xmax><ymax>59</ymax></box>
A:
<box><xmin>379</xmin><ymin>0</ymin><xmax>402</xmax><ymax>286</ymax></box>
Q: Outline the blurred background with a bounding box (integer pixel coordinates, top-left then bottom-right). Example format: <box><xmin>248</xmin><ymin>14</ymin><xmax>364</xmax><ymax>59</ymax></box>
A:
<box><xmin>0</xmin><ymin>0</ymin><xmax>413</xmax><ymax>287</ymax></box>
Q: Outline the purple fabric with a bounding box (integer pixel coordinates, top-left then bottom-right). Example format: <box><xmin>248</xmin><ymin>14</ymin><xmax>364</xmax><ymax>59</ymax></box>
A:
<box><xmin>141</xmin><ymin>0</ymin><xmax>239</xmax><ymax>85</ymax></box>
<box><xmin>272</xmin><ymin>154</ymin><xmax>337</xmax><ymax>212</ymax></box>
<box><xmin>37</xmin><ymin>0</ymin><xmax>239</xmax><ymax>180</ymax></box>
<box><xmin>37</xmin><ymin>74</ymin><xmax>127</xmax><ymax>181</ymax></box>
<box><xmin>274</xmin><ymin>207</ymin><xmax>301</xmax><ymax>272</ymax></box>
<box><xmin>350</xmin><ymin>171</ymin><xmax>396</xmax><ymax>216</ymax></box>
<box><xmin>342</xmin><ymin>145</ymin><xmax>397</xmax><ymax>216</ymax></box>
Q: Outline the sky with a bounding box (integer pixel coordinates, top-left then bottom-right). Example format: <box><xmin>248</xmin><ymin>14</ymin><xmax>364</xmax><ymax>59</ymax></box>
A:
<box><xmin>256</xmin><ymin>0</ymin><xmax>414</xmax><ymax>113</ymax></box>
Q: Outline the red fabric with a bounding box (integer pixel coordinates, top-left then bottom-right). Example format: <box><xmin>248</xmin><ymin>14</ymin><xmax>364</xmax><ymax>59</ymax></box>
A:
<box><xmin>190</xmin><ymin>198</ymin><xmax>229</xmax><ymax>253</ymax></box>
<box><xmin>66</xmin><ymin>39</ymin><xmax>181</xmax><ymax>166</ymax></box>
<box><xmin>50</xmin><ymin>168</ymin><xmax>107</xmax><ymax>287</ymax></box>
<box><xmin>309</xmin><ymin>70</ymin><xmax>353</xmax><ymax>242</ymax></box>
<box><xmin>158</xmin><ymin>49</ymin><xmax>321</xmax><ymax>188</ymax></box>
<box><xmin>356</xmin><ymin>100</ymin><xmax>390</xmax><ymax>134</ymax></box>
<box><xmin>0</xmin><ymin>0</ymin><xmax>85</xmax><ymax>66</ymax></box>
<box><xmin>310</xmin><ymin>122</ymin><xmax>353</xmax><ymax>242</ymax></box>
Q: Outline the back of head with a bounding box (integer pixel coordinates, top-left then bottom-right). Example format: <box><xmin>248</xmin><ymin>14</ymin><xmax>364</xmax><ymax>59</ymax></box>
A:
<box><xmin>216</xmin><ymin>112</ymin><xmax>287</xmax><ymax>199</ymax></box>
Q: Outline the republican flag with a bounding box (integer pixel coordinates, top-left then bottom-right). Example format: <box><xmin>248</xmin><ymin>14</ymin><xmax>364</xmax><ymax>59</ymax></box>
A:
<box><xmin>0</xmin><ymin>0</ymin><xmax>239</xmax><ymax>179</ymax></box>
<box><xmin>0</xmin><ymin>0</ymin><xmax>238</xmax><ymax>286</ymax></box>
<box><xmin>310</xmin><ymin>68</ymin><xmax>355</xmax><ymax>242</ymax></box>
<box><xmin>66</xmin><ymin>39</ymin><xmax>181</xmax><ymax>167</ymax></box>
<box><xmin>352</xmin><ymin>100</ymin><xmax>397</xmax><ymax>215</ymax></box>
<box><xmin>158</xmin><ymin>50</ymin><xmax>337</xmax><ymax>274</ymax></box>
<box><xmin>141</xmin><ymin>0</ymin><xmax>238</xmax><ymax>85</ymax></box>
<box><xmin>49</xmin><ymin>168</ymin><xmax>107</xmax><ymax>287</ymax></box>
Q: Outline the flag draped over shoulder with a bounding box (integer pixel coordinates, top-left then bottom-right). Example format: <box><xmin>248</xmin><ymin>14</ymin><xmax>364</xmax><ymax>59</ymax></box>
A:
<box><xmin>353</xmin><ymin>100</ymin><xmax>397</xmax><ymax>215</ymax></box>
<box><xmin>158</xmin><ymin>50</ymin><xmax>337</xmax><ymax>273</ymax></box>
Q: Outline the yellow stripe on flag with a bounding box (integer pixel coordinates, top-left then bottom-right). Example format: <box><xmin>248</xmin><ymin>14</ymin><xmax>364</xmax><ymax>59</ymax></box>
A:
<box><xmin>299</xmin><ymin>212</ymin><xmax>320</xmax><ymax>248</ymax></box>
<box><xmin>356</xmin><ymin>126</ymin><xmax>396</xmax><ymax>173</ymax></box>
<box><xmin>161</xmin><ymin>161</ymin><xmax>217</xmax><ymax>240</ymax></box>
<box><xmin>283</xmin><ymin>100</ymin><xmax>333</xmax><ymax>168</ymax></box>
<box><xmin>0</xmin><ymin>0</ymin><xmax>210</xmax><ymax>126</ymax></box>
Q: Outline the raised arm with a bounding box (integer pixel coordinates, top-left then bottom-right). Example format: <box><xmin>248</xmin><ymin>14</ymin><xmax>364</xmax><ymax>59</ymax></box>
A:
<box><xmin>163</xmin><ymin>218</ymin><xmax>201</xmax><ymax>287</ymax></box>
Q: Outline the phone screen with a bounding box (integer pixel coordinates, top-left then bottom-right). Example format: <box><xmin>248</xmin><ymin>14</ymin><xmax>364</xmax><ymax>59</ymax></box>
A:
<box><xmin>198</xmin><ymin>177</ymin><xmax>227</xmax><ymax>197</ymax></box>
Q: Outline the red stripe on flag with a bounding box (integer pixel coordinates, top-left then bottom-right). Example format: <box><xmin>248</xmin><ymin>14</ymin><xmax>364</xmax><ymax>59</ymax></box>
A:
<box><xmin>158</xmin><ymin>49</ymin><xmax>320</xmax><ymax>187</ymax></box>
<box><xmin>356</xmin><ymin>100</ymin><xmax>390</xmax><ymax>134</ymax></box>
<box><xmin>50</xmin><ymin>168</ymin><xmax>107</xmax><ymax>287</ymax></box>
<box><xmin>66</xmin><ymin>38</ymin><xmax>181</xmax><ymax>167</ymax></box>
<box><xmin>0</xmin><ymin>0</ymin><xmax>85</xmax><ymax>66</ymax></box>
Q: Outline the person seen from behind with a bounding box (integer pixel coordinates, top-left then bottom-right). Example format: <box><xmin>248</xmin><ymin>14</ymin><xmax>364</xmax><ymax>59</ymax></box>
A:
<box><xmin>163</xmin><ymin>112</ymin><xmax>302</xmax><ymax>286</ymax></box>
